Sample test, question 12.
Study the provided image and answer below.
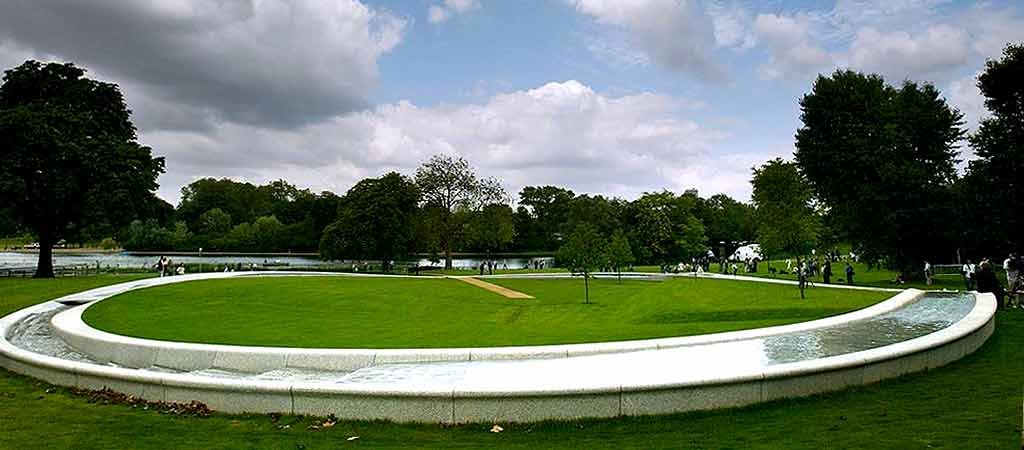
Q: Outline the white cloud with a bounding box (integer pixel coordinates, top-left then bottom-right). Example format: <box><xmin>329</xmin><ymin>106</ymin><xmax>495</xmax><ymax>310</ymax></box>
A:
<box><xmin>568</xmin><ymin>0</ymin><xmax>724</xmax><ymax>80</ymax></box>
<box><xmin>847</xmin><ymin>25</ymin><xmax>969</xmax><ymax>82</ymax></box>
<box><xmin>947</xmin><ymin>73</ymin><xmax>986</xmax><ymax>131</ymax></box>
<box><xmin>754</xmin><ymin>14</ymin><xmax>832</xmax><ymax>80</ymax></box>
<box><xmin>145</xmin><ymin>80</ymin><xmax>730</xmax><ymax>203</ymax></box>
<box><xmin>962</xmin><ymin>4</ymin><xmax>1024</xmax><ymax>59</ymax></box>
<box><xmin>428</xmin><ymin>0</ymin><xmax>481</xmax><ymax>24</ymax></box>
<box><xmin>707</xmin><ymin>0</ymin><xmax>756</xmax><ymax>50</ymax></box>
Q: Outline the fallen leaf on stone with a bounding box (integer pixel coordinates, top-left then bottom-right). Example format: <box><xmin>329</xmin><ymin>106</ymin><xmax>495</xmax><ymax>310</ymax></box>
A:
<box><xmin>490</xmin><ymin>425</ymin><xmax>504</xmax><ymax>433</ymax></box>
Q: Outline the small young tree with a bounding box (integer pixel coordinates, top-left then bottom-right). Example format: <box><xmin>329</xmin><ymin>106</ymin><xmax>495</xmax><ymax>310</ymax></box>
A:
<box><xmin>605</xmin><ymin>230</ymin><xmax>634</xmax><ymax>283</ymax></box>
<box><xmin>558</xmin><ymin>224</ymin><xmax>605</xmax><ymax>304</ymax></box>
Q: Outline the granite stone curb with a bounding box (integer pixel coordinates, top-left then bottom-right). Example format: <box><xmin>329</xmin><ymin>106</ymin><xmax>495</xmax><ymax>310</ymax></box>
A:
<box><xmin>52</xmin><ymin>272</ymin><xmax>925</xmax><ymax>372</ymax></box>
<box><xmin>0</xmin><ymin>274</ymin><xmax>997</xmax><ymax>423</ymax></box>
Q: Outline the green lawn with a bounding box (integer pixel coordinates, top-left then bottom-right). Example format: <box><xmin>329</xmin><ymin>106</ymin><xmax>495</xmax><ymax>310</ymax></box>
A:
<box><xmin>0</xmin><ymin>275</ymin><xmax>1018</xmax><ymax>448</ymax></box>
<box><xmin>81</xmin><ymin>275</ymin><xmax>887</xmax><ymax>348</ymax></box>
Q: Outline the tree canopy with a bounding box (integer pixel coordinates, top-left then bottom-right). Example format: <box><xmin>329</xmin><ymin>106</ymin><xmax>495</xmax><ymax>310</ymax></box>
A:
<box><xmin>414</xmin><ymin>154</ymin><xmax>506</xmax><ymax>269</ymax></box>
<box><xmin>958</xmin><ymin>43</ymin><xmax>1024</xmax><ymax>256</ymax></box>
<box><xmin>794</xmin><ymin>70</ymin><xmax>965</xmax><ymax>271</ymax></box>
<box><xmin>557</xmin><ymin>224</ymin><xmax>605</xmax><ymax>304</ymax></box>
<box><xmin>0</xmin><ymin>61</ymin><xmax>164</xmax><ymax>277</ymax></box>
<box><xmin>319</xmin><ymin>172</ymin><xmax>420</xmax><ymax>271</ymax></box>
<box><xmin>751</xmin><ymin>158</ymin><xmax>820</xmax><ymax>261</ymax></box>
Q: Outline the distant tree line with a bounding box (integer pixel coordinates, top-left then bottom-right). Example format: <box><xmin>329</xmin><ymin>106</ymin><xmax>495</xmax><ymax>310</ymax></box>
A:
<box><xmin>110</xmin><ymin>154</ymin><xmax>759</xmax><ymax>272</ymax></box>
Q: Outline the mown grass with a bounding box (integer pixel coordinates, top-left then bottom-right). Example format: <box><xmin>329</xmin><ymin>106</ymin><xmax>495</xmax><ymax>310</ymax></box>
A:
<box><xmin>0</xmin><ymin>275</ymin><xmax>1018</xmax><ymax>448</ymax></box>
<box><xmin>81</xmin><ymin>275</ymin><xmax>886</xmax><ymax>348</ymax></box>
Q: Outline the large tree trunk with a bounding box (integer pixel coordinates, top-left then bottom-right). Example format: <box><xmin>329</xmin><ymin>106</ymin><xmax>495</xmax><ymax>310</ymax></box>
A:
<box><xmin>35</xmin><ymin>232</ymin><xmax>55</xmax><ymax>278</ymax></box>
<box><xmin>444</xmin><ymin>242</ymin><xmax>453</xmax><ymax>270</ymax></box>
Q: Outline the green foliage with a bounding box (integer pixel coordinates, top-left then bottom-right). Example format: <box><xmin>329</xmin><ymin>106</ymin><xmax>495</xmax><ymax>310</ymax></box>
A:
<box><xmin>319</xmin><ymin>172</ymin><xmax>420</xmax><ymax>270</ymax></box>
<box><xmin>557</xmin><ymin>224</ymin><xmax>606</xmax><ymax>303</ymax></box>
<box><xmin>794</xmin><ymin>70</ymin><xmax>965</xmax><ymax>271</ymax></box>
<box><xmin>122</xmin><ymin>219</ymin><xmax>186</xmax><ymax>251</ymax></box>
<box><xmin>514</xmin><ymin>185</ymin><xmax>575</xmax><ymax>250</ymax></box>
<box><xmin>959</xmin><ymin>43</ymin><xmax>1024</xmax><ymax>256</ymax></box>
<box><xmin>465</xmin><ymin>203</ymin><xmax>515</xmax><ymax>254</ymax></box>
<box><xmin>198</xmin><ymin>208</ymin><xmax>232</xmax><ymax>236</ymax></box>
<box><xmin>415</xmin><ymin>155</ymin><xmax>507</xmax><ymax>269</ymax></box>
<box><xmin>175</xmin><ymin>178</ymin><xmax>332</xmax><ymax>252</ymax></box>
<box><xmin>98</xmin><ymin>237</ymin><xmax>119</xmax><ymax>250</ymax></box>
<box><xmin>751</xmin><ymin>158</ymin><xmax>820</xmax><ymax>260</ymax></box>
<box><xmin>627</xmin><ymin>191</ymin><xmax>707</xmax><ymax>265</ymax></box>
<box><xmin>252</xmin><ymin>216</ymin><xmax>284</xmax><ymax>251</ymax></box>
<box><xmin>0</xmin><ymin>60</ymin><xmax>165</xmax><ymax>277</ymax></box>
<box><xmin>604</xmin><ymin>230</ymin><xmax>635</xmax><ymax>282</ymax></box>
<box><xmin>700</xmin><ymin>193</ymin><xmax>758</xmax><ymax>248</ymax></box>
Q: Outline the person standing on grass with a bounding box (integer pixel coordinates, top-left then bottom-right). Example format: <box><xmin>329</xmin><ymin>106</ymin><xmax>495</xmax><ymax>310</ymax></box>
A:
<box><xmin>845</xmin><ymin>262</ymin><xmax>854</xmax><ymax>284</ymax></box>
<box><xmin>822</xmin><ymin>260</ymin><xmax>832</xmax><ymax>284</ymax></box>
<box><xmin>924</xmin><ymin>261</ymin><xmax>933</xmax><ymax>285</ymax></box>
<box><xmin>976</xmin><ymin>258</ymin><xmax>1006</xmax><ymax>309</ymax></box>
<box><xmin>962</xmin><ymin>259</ymin><xmax>975</xmax><ymax>290</ymax></box>
<box><xmin>1004</xmin><ymin>253</ymin><xmax>1020</xmax><ymax>307</ymax></box>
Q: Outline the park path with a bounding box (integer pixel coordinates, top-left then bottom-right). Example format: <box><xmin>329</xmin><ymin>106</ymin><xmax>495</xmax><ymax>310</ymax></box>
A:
<box><xmin>454</xmin><ymin>276</ymin><xmax>535</xmax><ymax>299</ymax></box>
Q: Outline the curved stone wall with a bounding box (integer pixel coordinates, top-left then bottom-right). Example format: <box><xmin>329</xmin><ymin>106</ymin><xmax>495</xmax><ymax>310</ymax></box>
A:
<box><xmin>52</xmin><ymin>272</ymin><xmax>921</xmax><ymax>373</ymax></box>
<box><xmin>0</xmin><ymin>272</ymin><xmax>998</xmax><ymax>423</ymax></box>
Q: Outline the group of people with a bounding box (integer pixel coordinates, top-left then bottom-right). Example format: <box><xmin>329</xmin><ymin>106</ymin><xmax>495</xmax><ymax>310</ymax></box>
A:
<box><xmin>478</xmin><ymin>260</ymin><xmax>511</xmax><ymax>275</ymax></box>
<box><xmin>155</xmin><ymin>256</ymin><xmax>185</xmax><ymax>277</ymax></box>
<box><xmin>778</xmin><ymin>257</ymin><xmax>855</xmax><ymax>285</ymax></box>
<box><xmin>964</xmin><ymin>253</ymin><xmax>1022</xmax><ymax>309</ymax></box>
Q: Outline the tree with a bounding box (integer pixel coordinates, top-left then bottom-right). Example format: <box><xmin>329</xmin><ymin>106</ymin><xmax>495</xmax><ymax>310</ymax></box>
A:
<box><xmin>563</xmin><ymin>194</ymin><xmax>624</xmax><ymax>238</ymax></box>
<box><xmin>252</xmin><ymin>216</ymin><xmax>284</xmax><ymax>252</ymax></box>
<box><xmin>516</xmin><ymin>185</ymin><xmax>575</xmax><ymax>250</ymax></box>
<box><xmin>627</xmin><ymin>191</ymin><xmax>707</xmax><ymax>268</ymax></box>
<box><xmin>794</xmin><ymin>70</ymin><xmax>965</xmax><ymax>274</ymax></box>
<box><xmin>0</xmin><ymin>61</ymin><xmax>164</xmax><ymax>277</ymax></box>
<box><xmin>198</xmin><ymin>208</ymin><xmax>233</xmax><ymax>236</ymax></box>
<box><xmin>751</xmin><ymin>159</ymin><xmax>820</xmax><ymax>298</ymax></box>
<box><xmin>604</xmin><ymin>230</ymin><xmax>634</xmax><ymax>283</ymax></box>
<box><xmin>959</xmin><ymin>43</ymin><xmax>1024</xmax><ymax>256</ymax></box>
<box><xmin>319</xmin><ymin>172</ymin><xmax>420</xmax><ymax>271</ymax></box>
<box><xmin>557</xmin><ymin>224</ymin><xmax>605</xmax><ymax>304</ymax></box>
<box><xmin>466</xmin><ymin>203</ymin><xmax>515</xmax><ymax>260</ymax></box>
<box><xmin>701</xmin><ymin>194</ymin><xmax>758</xmax><ymax>249</ymax></box>
<box><xmin>414</xmin><ymin>155</ymin><xmax>505</xmax><ymax>269</ymax></box>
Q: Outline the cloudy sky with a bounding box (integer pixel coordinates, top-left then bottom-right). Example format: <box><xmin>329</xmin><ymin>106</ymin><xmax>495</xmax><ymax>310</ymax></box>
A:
<box><xmin>1</xmin><ymin>0</ymin><xmax>1022</xmax><ymax>204</ymax></box>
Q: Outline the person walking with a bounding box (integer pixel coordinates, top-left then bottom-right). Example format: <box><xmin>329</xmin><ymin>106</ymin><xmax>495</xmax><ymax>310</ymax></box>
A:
<box><xmin>924</xmin><ymin>261</ymin><xmax>933</xmax><ymax>286</ymax></box>
<box><xmin>845</xmin><ymin>263</ymin><xmax>854</xmax><ymax>285</ymax></box>
<box><xmin>822</xmin><ymin>260</ymin><xmax>832</xmax><ymax>284</ymax></box>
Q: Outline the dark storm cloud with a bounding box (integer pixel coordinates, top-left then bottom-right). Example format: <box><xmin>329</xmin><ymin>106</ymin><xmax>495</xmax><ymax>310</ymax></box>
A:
<box><xmin>0</xmin><ymin>0</ymin><xmax>405</xmax><ymax>129</ymax></box>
